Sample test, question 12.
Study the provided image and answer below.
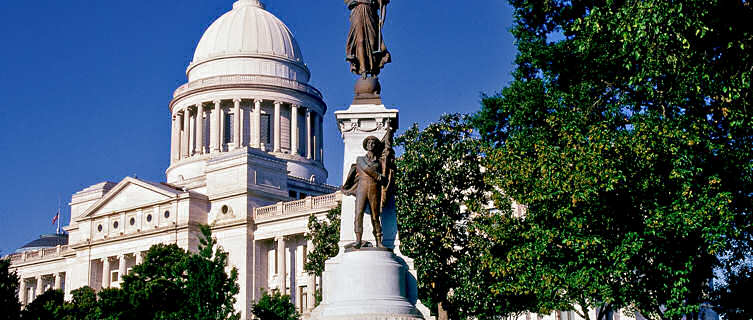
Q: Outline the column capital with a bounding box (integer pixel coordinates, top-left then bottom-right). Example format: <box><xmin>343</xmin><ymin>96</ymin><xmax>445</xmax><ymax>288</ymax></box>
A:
<box><xmin>291</xmin><ymin>104</ymin><xmax>299</xmax><ymax>109</ymax></box>
<box><xmin>254</xmin><ymin>98</ymin><xmax>263</xmax><ymax>104</ymax></box>
<box><xmin>233</xmin><ymin>97</ymin><xmax>242</xmax><ymax>104</ymax></box>
<box><xmin>213</xmin><ymin>99</ymin><xmax>221</xmax><ymax>105</ymax></box>
<box><xmin>274</xmin><ymin>101</ymin><xmax>283</xmax><ymax>106</ymax></box>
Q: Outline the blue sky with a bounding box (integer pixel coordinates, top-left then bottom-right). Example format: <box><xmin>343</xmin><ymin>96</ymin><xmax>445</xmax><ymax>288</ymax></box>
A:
<box><xmin>0</xmin><ymin>0</ymin><xmax>516</xmax><ymax>254</ymax></box>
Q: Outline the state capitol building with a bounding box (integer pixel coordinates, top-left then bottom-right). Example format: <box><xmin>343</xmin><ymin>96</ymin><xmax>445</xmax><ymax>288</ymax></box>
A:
<box><xmin>6</xmin><ymin>0</ymin><xmax>339</xmax><ymax>318</ymax></box>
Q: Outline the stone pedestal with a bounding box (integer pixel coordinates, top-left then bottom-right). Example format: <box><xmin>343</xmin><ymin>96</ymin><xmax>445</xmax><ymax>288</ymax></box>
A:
<box><xmin>310</xmin><ymin>104</ymin><xmax>431</xmax><ymax>320</ymax></box>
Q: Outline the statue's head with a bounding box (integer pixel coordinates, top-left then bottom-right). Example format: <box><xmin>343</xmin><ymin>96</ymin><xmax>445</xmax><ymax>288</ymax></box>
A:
<box><xmin>363</xmin><ymin>136</ymin><xmax>381</xmax><ymax>152</ymax></box>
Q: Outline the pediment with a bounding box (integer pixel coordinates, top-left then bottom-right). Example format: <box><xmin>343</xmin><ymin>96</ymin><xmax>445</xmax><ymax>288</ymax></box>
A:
<box><xmin>78</xmin><ymin>177</ymin><xmax>180</xmax><ymax>220</ymax></box>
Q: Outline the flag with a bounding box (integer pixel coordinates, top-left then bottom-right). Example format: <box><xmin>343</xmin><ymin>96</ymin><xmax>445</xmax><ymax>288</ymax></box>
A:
<box><xmin>52</xmin><ymin>210</ymin><xmax>59</xmax><ymax>225</ymax></box>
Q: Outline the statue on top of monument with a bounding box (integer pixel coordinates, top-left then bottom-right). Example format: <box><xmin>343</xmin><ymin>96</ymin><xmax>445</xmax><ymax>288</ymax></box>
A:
<box><xmin>342</xmin><ymin>120</ymin><xmax>396</xmax><ymax>249</ymax></box>
<box><xmin>345</xmin><ymin>0</ymin><xmax>391</xmax><ymax>78</ymax></box>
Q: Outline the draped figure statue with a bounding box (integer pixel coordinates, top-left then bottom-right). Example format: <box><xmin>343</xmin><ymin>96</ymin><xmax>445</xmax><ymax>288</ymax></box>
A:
<box><xmin>345</xmin><ymin>0</ymin><xmax>391</xmax><ymax>78</ymax></box>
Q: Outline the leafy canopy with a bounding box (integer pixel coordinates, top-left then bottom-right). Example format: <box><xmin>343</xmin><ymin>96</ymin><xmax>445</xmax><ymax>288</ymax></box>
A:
<box><xmin>474</xmin><ymin>0</ymin><xmax>752</xmax><ymax>319</ymax></box>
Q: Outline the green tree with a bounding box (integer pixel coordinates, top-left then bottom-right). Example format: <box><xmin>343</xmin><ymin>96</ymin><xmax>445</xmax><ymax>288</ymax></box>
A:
<box><xmin>0</xmin><ymin>258</ymin><xmax>21</xmax><ymax>320</ymax></box>
<box><xmin>304</xmin><ymin>204</ymin><xmax>341</xmax><ymax>306</ymax></box>
<box><xmin>474</xmin><ymin>0</ymin><xmax>752</xmax><ymax>319</ymax></box>
<box><xmin>20</xmin><ymin>289</ymin><xmax>63</xmax><ymax>320</ymax></box>
<box><xmin>395</xmin><ymin>114</ymin><xmax>522</xmax><ymax>319</ymax></box>
<box><xmin>121</xmin><ymin>225</ymin><xmax>240</xmax><ymax>320</ymax></box>
<box><xmin>250</xmin><ymin>289</ymin><xmax>299</xmax><ymax>320</ymax></box>
<box><xmin>58</xmin><ymin>286</ymin><xmax>98</xmax><ymax>320</ymax></box>
<box><xmin>96</xmin><ymin>288</ymin><xmax>130</xmax><ymax>320</ymax></box>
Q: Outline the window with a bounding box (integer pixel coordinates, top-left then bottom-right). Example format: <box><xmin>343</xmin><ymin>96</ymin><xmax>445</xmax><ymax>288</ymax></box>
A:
<box><xmin>113</xmin><ymin>221</ymin><xmax>119</xmax><ymax>229</ymax></box>
<box><xmin>261</xmin><ymin>114</ymin><xmax>271</xmax><ymax>144</ymax></box>
<box><xmin>299</xmin><ymin>286</ymin><xmax>308</xmax><ymax>311</ymax></box>
<box><xmin>224</xmin><ymin>112</ymin><xmax>234</xmax><ymax>143</ymax></box>
<box><xmin>164</xmin><ymin>210</ymin><xmax>170</xmax><ymax>219</ymax></box>
<box><xmin>299</xmin><ymin>193</ymin><xmax>308</xmax><ymax>199</ymax></box>
<box><xmin>130</xmin><ymin>217</ymin><xmax>135</xmax><ymax>226</ymax></box>
<box><xmin>146</xmin><ymin>214</ymin><xmax>152</xmax><ymax>222</ymax></box>
<box><xmin>221</xmin><ymin>205</ymin><xmax>229</xmax><ymax>214</ymax></box>
<box><xmin>111</xmin><ymin>271</ymin><xmax>119</xmax><ymax>283</ymax></box>
<box><xmin>97</xmin><ymin>224</ymin><xmax>103</xmax><ymax>232</ymax></box>
<box><xmin>289</xmin><ymin>190</ymin><xmax>298</xmax><ymax>199</ymax></box>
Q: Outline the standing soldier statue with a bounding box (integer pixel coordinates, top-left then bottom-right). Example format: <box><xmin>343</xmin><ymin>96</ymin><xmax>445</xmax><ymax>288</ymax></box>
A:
<box><xmin>342</xmin><ymin>120</ymin><xmax>396</xmax><ymax>249</ymax></box>
<box><xmin>345</xmin><ymin>0</ymin><xmax>391</xmax><ymax>104</ymax></box>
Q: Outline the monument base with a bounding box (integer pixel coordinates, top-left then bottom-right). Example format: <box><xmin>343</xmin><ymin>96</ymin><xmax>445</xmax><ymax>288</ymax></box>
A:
<box><xmin>310</xmin><ymin>249</ymin><xmax>424</xmax><ymax>320</ymax></box>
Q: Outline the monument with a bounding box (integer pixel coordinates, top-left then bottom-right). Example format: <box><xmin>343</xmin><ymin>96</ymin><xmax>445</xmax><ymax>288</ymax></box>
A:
<box><xmin>309</xmin><ymin>1</ymin><xmax>431</xmax><ymax>319</ymax></box>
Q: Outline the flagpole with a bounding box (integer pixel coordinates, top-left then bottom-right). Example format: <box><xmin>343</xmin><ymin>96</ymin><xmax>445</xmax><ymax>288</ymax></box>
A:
<box><xmin>57</xmin><ymin>197</ymin><xmax>61</xmax><ymax>235</ymax></box>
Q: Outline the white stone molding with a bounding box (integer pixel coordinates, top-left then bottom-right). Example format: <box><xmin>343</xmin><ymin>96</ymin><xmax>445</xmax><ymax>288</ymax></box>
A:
<box><xmin>212</xmin><ymin>100</ymin><xmax>222</xmax><ymax>153</ymax></box>
<box><xmin>173</xmin><ymin>74</ymin><xmax>323</xmax><ymax>101</ymax></box>
<box><xmin>233</xmin><ymin>98</ymin><xmax>242</xmax><ymax>150</ymax></box>
<box><xmin>306</xmin><ymin>109</ymin><xmax>312</xmax><ymax>159</ymax></box>
<box><xmin>291</xmin><ymin>104</ymin><xmax>299</xmax><ymax>155</ymax></box>
<box><xmin>135</xmin><ymin>251</ymin><xmax>143</xmax><ymax>265</ymax></box>
<box><xmin>196</xmin><ymin>103</ymin><xmax>205</xmax><ymax>154</ymax></box>
<box><xmin>274</xmin><ymin>101</ymin><xmax>282</xmax><ymax>152</ymax></box>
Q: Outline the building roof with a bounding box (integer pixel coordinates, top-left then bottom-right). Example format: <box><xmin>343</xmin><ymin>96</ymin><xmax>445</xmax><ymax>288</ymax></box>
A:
<box><xmin>16</xmin><ymin>234</ymin><xmax>68</xmax><ymax>253</ymax></box>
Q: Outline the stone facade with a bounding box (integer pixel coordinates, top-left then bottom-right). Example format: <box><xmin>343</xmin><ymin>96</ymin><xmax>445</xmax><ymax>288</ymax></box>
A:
<box><xmin>6</xmin><ymin>1</ymin><xmax>340</xmax><ymax>319</ymax></box>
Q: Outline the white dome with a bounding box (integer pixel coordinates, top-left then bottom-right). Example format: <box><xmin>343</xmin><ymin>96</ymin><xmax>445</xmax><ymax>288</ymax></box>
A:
<box><xmin>193</xmin><ymin>0</ymin><xmax>304</xmax><ymax>64</ymax></box>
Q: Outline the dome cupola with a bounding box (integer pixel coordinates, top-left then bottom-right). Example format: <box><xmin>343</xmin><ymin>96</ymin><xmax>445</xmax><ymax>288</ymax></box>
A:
<box><xmin>187</xmin><ymin>0</ymin><xmax>309</xmax><ymax>82</ymax></box>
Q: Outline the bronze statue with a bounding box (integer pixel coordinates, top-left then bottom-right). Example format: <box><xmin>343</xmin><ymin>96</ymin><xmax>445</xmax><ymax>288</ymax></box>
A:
<box><xmin>342</xmin><ymin>121</ymin><xmax>395</xmax><ymax>249</ymax></box>
<box><xmin>345</xmin><ymin>0</ymin><xmax>391</xmax><ymax>78</ymax></box>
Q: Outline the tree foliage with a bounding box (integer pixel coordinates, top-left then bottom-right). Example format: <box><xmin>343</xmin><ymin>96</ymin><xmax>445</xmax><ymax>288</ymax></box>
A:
<box><xmin>473</xmin><ymin>0</ymin><xmax>752</xmax><ymax>319</ymax></box>
<box><xmin>20</xmin><ymin>289</ymin><xmax>63</xmax><ymax>320</ymax></box>
<box><xmin>395</xmin><ymin>114</ymin><xmax>524</xmax><ymax>319</ymax></box>
<box><xmin>304</xmin><ymin>204</ymin><xmax>341</xmax><ymax>277</ymax></box>
<box><xmin>250</xmin><ymin>289</ymin><xmax>299</xmax><ymax>320</ymax></box>
<box><xmin>0</xmin><ymin>258</ymin><xmax>21</xmax><ymax>320</ymax></box>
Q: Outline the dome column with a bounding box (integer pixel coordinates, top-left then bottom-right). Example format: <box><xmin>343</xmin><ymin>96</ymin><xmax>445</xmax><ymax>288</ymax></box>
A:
<box><xmin>306</xmin><ymin>109</ymin><xmax>313</xmax><ymax>159</ymax></box>
<box><xmin>253</xmin><ymin>99</ymin><xmax>262</xmax><ymax>149</ymax></box>
<box><xmin>212</xmin><ymin>100</ymin><xmax>222</xmax><ymax>153</ymax></box>
<box><xmin>274</xmin><ymin>101</ymin><xmax>282</xmax><ymax>153</ymax></box>
<box><xmin>171</xmin><ymin>115</ymin><xmax>179</xmax><ymax>162</ymax></box>
<box><xmin>233</xmin><ymin>98</ymin><xmax>242</xmax><ymax>150</ymax></box>
<box><xmin>196</xmin><ymin>103</ymin><xmax>204</xmax><ymax>154</ymax></box>
<box><xmin>176</xmin><ymin>112</ymin><xmax>185</xmax><ymax>160</ymax></box>
<box><xmin>182</xmin><ymin>108</ymin><xmax>191</xmax><ymax>159</ymax></box>
<box><xmin>318</xmin><ymin>114</ymin><xmax>324</xmax><ymax>163</ymax></box>
<box><xmin>291</xmin><ymin>104</ymin><xmax>299</xmax><ymax>155</ymax></box>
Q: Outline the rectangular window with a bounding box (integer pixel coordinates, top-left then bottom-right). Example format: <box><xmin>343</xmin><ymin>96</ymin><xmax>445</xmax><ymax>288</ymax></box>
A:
<box><xmin>289</xmin><ymin>190</ymin><xmax>298</xmax><ymax>199</ymax></box>
<box><xmin>261</xmin><ymin>114</ymin><xmax>271</xmax><ymax>144</ymax></box>
<box><xmin>224</xmin><ymin>113</ymin><xmax>234</xmax><ymax>143</ymax></box>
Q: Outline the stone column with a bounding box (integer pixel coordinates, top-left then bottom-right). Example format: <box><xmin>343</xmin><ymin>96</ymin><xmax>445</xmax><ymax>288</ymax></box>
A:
<box><xmin>118</xmin><ymin>255</ymin><xmax>127</xmax><ymax>284</ymax></box>
<box><xmin>18</xmin><ymin>278</ymin><xmax>26</xmax><ymax>305</ymax></box>
<box><xmin>54</xmin><ymin>273</ymin><xmax>62</xmax><ymax>290</ymax></box>
<box><xmin>306</xmin><ymin>109</ymin><xmax>313</xmax><ymax>159</ymax></box>
<box><xmin>136</xmin><ymin>251</ymin><xmax>143</xmax><ymax>265</ymax></box>
<box><xmin>102</xmin><ymin>258</ymin><xmax>110</xmax><ymax>289</ymax></box>
<box><xmin>36</xmin><ymin>276</ymin><xmax>44</xmax><ymax>297</ymax></box>
<box><xmin>274</xmin><ymin>101</ymin><xmax>282</xmax><ymax>152</ymax></box>
<box><xmin>176</xmin><ymin>112</ymin><xmax>185</xmax><ymax>160</ymax></box>
<box><xmin>276</xmin><ymin>236</ymin><xmax>286</xmax><ymax>294</ymax></box>
<box><xmin>291</xmin><ymin>104</ymin><xmax>299</xmax><ymax>155</ymax></box>
<box><xmin>233</xmin><ymin>98</ymin><xmax>241</xmax><ymax>150</ymax></box>
<box><xmin>253</xmin><ymin>99</ymin><xmax>262</xmax><ymax>148</ymax></box>
<box><xmin>171</xmin><ymin>115</ymin><xmax>179</xmax><ymax>162</ymax></box>
<box><xmin>196</xmin><ymin>103</ymin><xmax>204</xmax><ymax>154</ymax></box>
<box><xmin>211</xmin><ymin>100</ymin><xmax>221</xmax><ymax>153</ymax></box>
<box><xmin>182</xmin><ymin>109</ymin><xmax>190</xmax><ymax>158</ymax></box>
<box><xmin>306</xmin><ymin>240</ymin><xmax>316</xmax><ymax>311</ymax></box>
